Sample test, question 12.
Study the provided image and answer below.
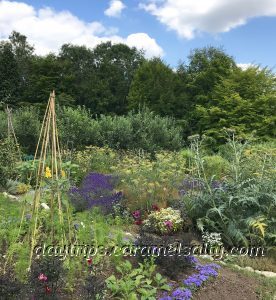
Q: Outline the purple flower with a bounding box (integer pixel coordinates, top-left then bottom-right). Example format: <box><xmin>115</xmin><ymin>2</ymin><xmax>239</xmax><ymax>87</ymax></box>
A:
<box><xmin>183</xmin><ymin>275</ymin><xmax>202</xmax><ymax>287</ymax></box>
<box><xmin>185</xmin><ymin>255</ymin><xmax>198</xmax><ymax>265</ymax></box>
<box><xmin>179</xmin><ymin>178</ymin><xmax>205</xmax><ymax>193</ymax></box>
<box><xmin>68</xmin><ymin>172</ymin><xmax>122</xmax><ymax>213</ymax></box>
<box><xmin>195</xmin><ymin>264</ymin><xmax>220</xmax><ymax>277</ymax></box>
<box><xmin>172</xmin><ymin>288</ymin><xmax>192</xmax><ymax>299</ymax></box>
<box><xmin>198</xmin><ymin>274</ymin><xmax>208</xmax><ymax>282</ymax></box>
<box><xmin>159</xmin><ymin>296</ymin><xmax>173</xmax><ymax>300</ymax></box>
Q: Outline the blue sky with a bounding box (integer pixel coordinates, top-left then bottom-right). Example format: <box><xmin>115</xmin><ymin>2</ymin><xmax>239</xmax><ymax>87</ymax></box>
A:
<box><xmin>0</xmin><ymin>0</ymin><xmax>276</xmax><ymax>69</ymax></box>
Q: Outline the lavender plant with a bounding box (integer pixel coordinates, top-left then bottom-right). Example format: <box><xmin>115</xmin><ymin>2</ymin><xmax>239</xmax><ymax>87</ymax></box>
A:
<box><xmin>69</xmin><ymin>172</ymin><xmax>123</xmax><ymax>213</ymax></box>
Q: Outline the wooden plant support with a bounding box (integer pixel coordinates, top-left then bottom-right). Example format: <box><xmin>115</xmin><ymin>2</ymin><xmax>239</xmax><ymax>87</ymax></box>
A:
<box><xmin>28</xmin><ymin>91</ymin><xmax>71</xmax><ymax>268</ymax></box>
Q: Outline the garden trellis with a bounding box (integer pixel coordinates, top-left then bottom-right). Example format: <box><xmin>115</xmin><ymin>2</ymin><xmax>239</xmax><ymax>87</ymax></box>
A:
<box><xmin>28</xmin><ymin>91</ymin><xmax>72</xmax><ymax>267</ymax></box>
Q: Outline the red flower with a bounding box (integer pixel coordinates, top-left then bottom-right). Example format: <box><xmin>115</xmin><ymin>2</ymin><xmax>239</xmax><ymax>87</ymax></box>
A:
<box><xmin>134</xmin><ymin>220</ymin><xmax>143</xmax><ymax>225</ymax></box>
<box><xmin>87</xmin><ymin>258</ymin><xmax>93</xmax><ymax>265</ymax></box>
<box><xmin>152</xmin><ymin>204</ymin><xmax>160</xmax><ymax>211</ymax></box>
<box><xmin>45</xmin><ymin>286</ymin><xmax>51</xmax><ymax>294</ymax></box>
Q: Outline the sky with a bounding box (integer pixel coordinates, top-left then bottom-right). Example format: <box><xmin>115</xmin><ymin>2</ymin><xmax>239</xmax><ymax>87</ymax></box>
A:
<box><xmin>0</xmin><ymin>0</ymin><xmax>276</xmax><ymax>69</ymax></box>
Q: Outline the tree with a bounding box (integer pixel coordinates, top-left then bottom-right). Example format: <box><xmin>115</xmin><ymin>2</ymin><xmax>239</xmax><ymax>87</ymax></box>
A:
<box><xmin>0</xmin><ymin>42</ymin><xmax>20</xmax><ymax>105</ymax></box>
<box><xmin>195</xmin><ymin>66</ymin><xmax>276</xmax><ymax>141</ymax></box>
<box><xmin>90</xmin><ymin>42</ymin><xmax>145</xmax><ymax>114</ymax></box>
<box><xmin>58</xmin><ymin>42</ymin><xmax>144</xmax><ymax>115</ymax></box>
<box><xmin>8</xmin><ymin>31</ymin><xmax>34</xmax><ymax>102</ymax></box>
<box><xmin>128</xmin><ymin>58</ymin><xmax>176</xmax><ymax>116</ymax></box>
<box><xmin>22</xmin><ymin>54</ymin><xmax>62</xmax><ymax>107</ymax></box>
<box><xmin>178</xmin><ymin>46</ymin><xmax>237</xmax><ymax>136</ymax></box>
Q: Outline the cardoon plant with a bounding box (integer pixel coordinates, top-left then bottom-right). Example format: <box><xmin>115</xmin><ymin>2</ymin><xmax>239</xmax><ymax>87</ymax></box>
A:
<box><xmin>69</xmin><ymin>172</ymin><xmax>122</xmax><ymax>213</ymax></box>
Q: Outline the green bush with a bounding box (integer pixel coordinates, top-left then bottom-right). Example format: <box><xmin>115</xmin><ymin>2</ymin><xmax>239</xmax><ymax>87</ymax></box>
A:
<box><xmin>203</xmin><ymin>155</ymin><xmax>230</xmax><ymax>179</ymax></box>
<box><xmin>58</xmin><ymin>106</ymin><xmax>101</xmax><ymax>148</ymax></box>
<box><xmin>59</xmin><ymin>107</ymin><xmax>183</xmax><ymax>153</ymax></box>
<box><xmin>1</xmin><ymin>106</ymin><xmax>183</xmax><ymax>153</ymax></box>
<box><xmin>0</xmin><ymin>138</ymin><xmax>19</xmax><ymax>186</ymax></box>
<box><xmin>13</xmin><ymin>107</ymin><xmax>40</xmax><ymax>154</ymax></box>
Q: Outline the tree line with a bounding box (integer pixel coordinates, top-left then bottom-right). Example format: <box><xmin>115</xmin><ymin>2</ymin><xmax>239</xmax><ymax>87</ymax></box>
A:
<box><xmin>0</xmin><ymin>31</ymin><xmax>275</xmax><ymax>144</ymax></box>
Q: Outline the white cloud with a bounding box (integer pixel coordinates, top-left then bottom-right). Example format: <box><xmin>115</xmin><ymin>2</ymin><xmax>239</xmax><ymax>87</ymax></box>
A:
<box><xmin>140</xmin><ymin>0</ymin><xmax>276</xmax><ymax>39</ymax></box>
<box><xmin>105</xmin><ymin>0</ymin><xmax>126</xmax><ymax>18</ymax></box>
<box><xmin>126</xmin><ymin>33</ymin><xmax>164</xmax><ymax>58</ymax></box>
<box><xmin>0</xmin><ymin>0</ymin><xmax>163</xmax><ymax>58</ymax></box>
<box><xmin>237</xmin><ymin>63</ymin><xmax>255</xmax><ymax>70</ymax></box>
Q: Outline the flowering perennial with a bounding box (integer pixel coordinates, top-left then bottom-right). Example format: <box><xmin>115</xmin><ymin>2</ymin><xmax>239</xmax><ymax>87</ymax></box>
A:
<box><xmin>69</xmin><ymin>172</ymin><xmax>122</xmax><ymax>213</ymax></box>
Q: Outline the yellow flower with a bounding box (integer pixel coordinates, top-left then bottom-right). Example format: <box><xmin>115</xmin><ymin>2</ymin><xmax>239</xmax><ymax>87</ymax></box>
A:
<box><xmin>45</xmin><ymin>167</ymin><xmax>52</xmax><ymax>178</ymax></box>
<box><xmin>244</xmin><ymin>149</ymin><xmax>252</xmax><ymax>156</ymax></box>
<box><xmin>61</xmin><ymin>170</ymin><xmax>66</xmax><ymax>178</ymax></box>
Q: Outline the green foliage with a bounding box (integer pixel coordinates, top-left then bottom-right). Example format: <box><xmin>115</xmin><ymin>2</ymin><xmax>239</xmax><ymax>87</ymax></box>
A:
<box><xmin>0</xmin><ymin>138</ymin><xmax>19</xmax><ymax>185</ymax></box>
<box><xmin>105</xmin><ymin>259</ymin><xmax>170</xmax><ymax>300</ymax></box>
<box><xmin>98</xmin><ymin>108</ymin><xmax>183</xmax><ymax>152</ymax></box>
<box><xmin>0</xmin><ymin>41</ymin><xmax>20</xmax><ymax>105</ymax></box>
<box><xmin>183</xmin><ymin>136</ymin><xmax>276</xmax><ymax>247</ymax></box>
<box><xmin>0</xmin><ymin>32</ymin><xmax>275</xmax><ymax>145</ymax></box>
<box><xmin>202</xmin><ymin>155</ymin><xmax>230</xmax><ymax>180</ymax></box>
<box><xmin>58</xmin><ymin>107</ymin><xmax>183</xmax><ymax>153</ymax></box>
<box><xmin>6</xmin><ymin>179</ymin><xmax>30</xmax><ymax>195</ymax></box>
<box><xmin>128</xmin><ymin>58</ymin><xmax>176</xmax><ymax>116</ymax></box>
<box><xmin>13</xmin><ymin>107</ymin><xmax>40</xmax><ymax>153</ymax></box>
<box><xmin>58</xmin><ymin>106</ymin><xmax>100</xmax><ymax>148</ymax></box>
<box><xmin>194</xmin><ymin>66</ymin><xmax>276</xmax><ymax>142</ymax></box>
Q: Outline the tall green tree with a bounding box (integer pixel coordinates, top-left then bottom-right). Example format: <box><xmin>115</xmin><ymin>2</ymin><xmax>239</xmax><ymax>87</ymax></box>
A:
<box><xmin>0</xmin><ymin>42</ymin><xmax>20</xmax><ymax>105</ymax></box>
<box><xmin>58</xmin><ymin>42</ymin><xmax>144</xmax><ymax>114</ymax></box>
<box><xmin>180</xmin><ymin>46</ymin><xmax>237</xmax><ymax>136</ymax></box>
<box><xmin>128</xmin><ymin>58</ymin><xmax>176</xmax><ymax>116</ymax></box>
<box><xmin>22</xmin><ymin>54</ymin><xmax>62</xmax><ymax>107</ymax></box>
<box><xmin>9</xmin><ymin>31</ymin><xmax>34</xmax><ymax>98</ymax></box>
<box><xmin>195</xmin><ymin>66</ymin><xmax>276</xmax><ymax>140</ymax></box>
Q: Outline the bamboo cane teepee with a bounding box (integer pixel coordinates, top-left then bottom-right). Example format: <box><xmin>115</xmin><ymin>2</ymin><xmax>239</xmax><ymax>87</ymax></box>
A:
<box><xmin>28</xmin><ymin>91</ymin><xmax>71</xmax><ymax>267</ymax></box>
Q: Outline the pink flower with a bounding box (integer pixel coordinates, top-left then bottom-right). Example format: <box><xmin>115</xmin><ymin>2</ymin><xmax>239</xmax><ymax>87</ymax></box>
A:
<box><xmin>38</xmin><ymin>273</ymin><xmax>47</xmax><ymax>282</ymax></box>
<box><xmin>164</xmin><ymin>220</ymin><xmax>173</xmax><ymax>229</ymax></box>
<box><xmin>132</xmin><ymin>210</ymin><xmax>141</xmax><ymax>219</ymax></box>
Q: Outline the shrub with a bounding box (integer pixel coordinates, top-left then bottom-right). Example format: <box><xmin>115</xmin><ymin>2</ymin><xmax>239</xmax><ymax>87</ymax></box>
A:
<box><xmin>58</xmin><ymin>106</ymin><xmax>101</xmax><ymax>149</ymax></box>
<box><xmin>6</xmin><ymin>179</ymin><xmax>30</xmax><ymax>195</ymax></box>
<box><xmin>0</xmin><ymin>138</ymin><xmax>19</xmax><ymax>186</ymax></box>
<box><xmin>13</xmin><ymin>107</ymin><xmax>41</xmax><ymax>154</ymax></box>
<box><xmin>202</xmin><ymin>155</ymin><xmax>230</xmax><ymax>180</ymax></box>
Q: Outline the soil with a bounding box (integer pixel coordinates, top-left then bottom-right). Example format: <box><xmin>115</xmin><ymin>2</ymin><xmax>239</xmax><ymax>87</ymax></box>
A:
<box><xmin>193</xmin><ymin>266</ymin><xmax>260</xmax><ymax>300</ymax></box>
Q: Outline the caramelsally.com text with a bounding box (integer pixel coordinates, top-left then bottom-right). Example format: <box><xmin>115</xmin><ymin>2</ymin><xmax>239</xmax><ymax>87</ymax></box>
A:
<box><xmin>34</xmin><ymin>243</ymin><xmax>266</xmax><ymax>261</ymax></box>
